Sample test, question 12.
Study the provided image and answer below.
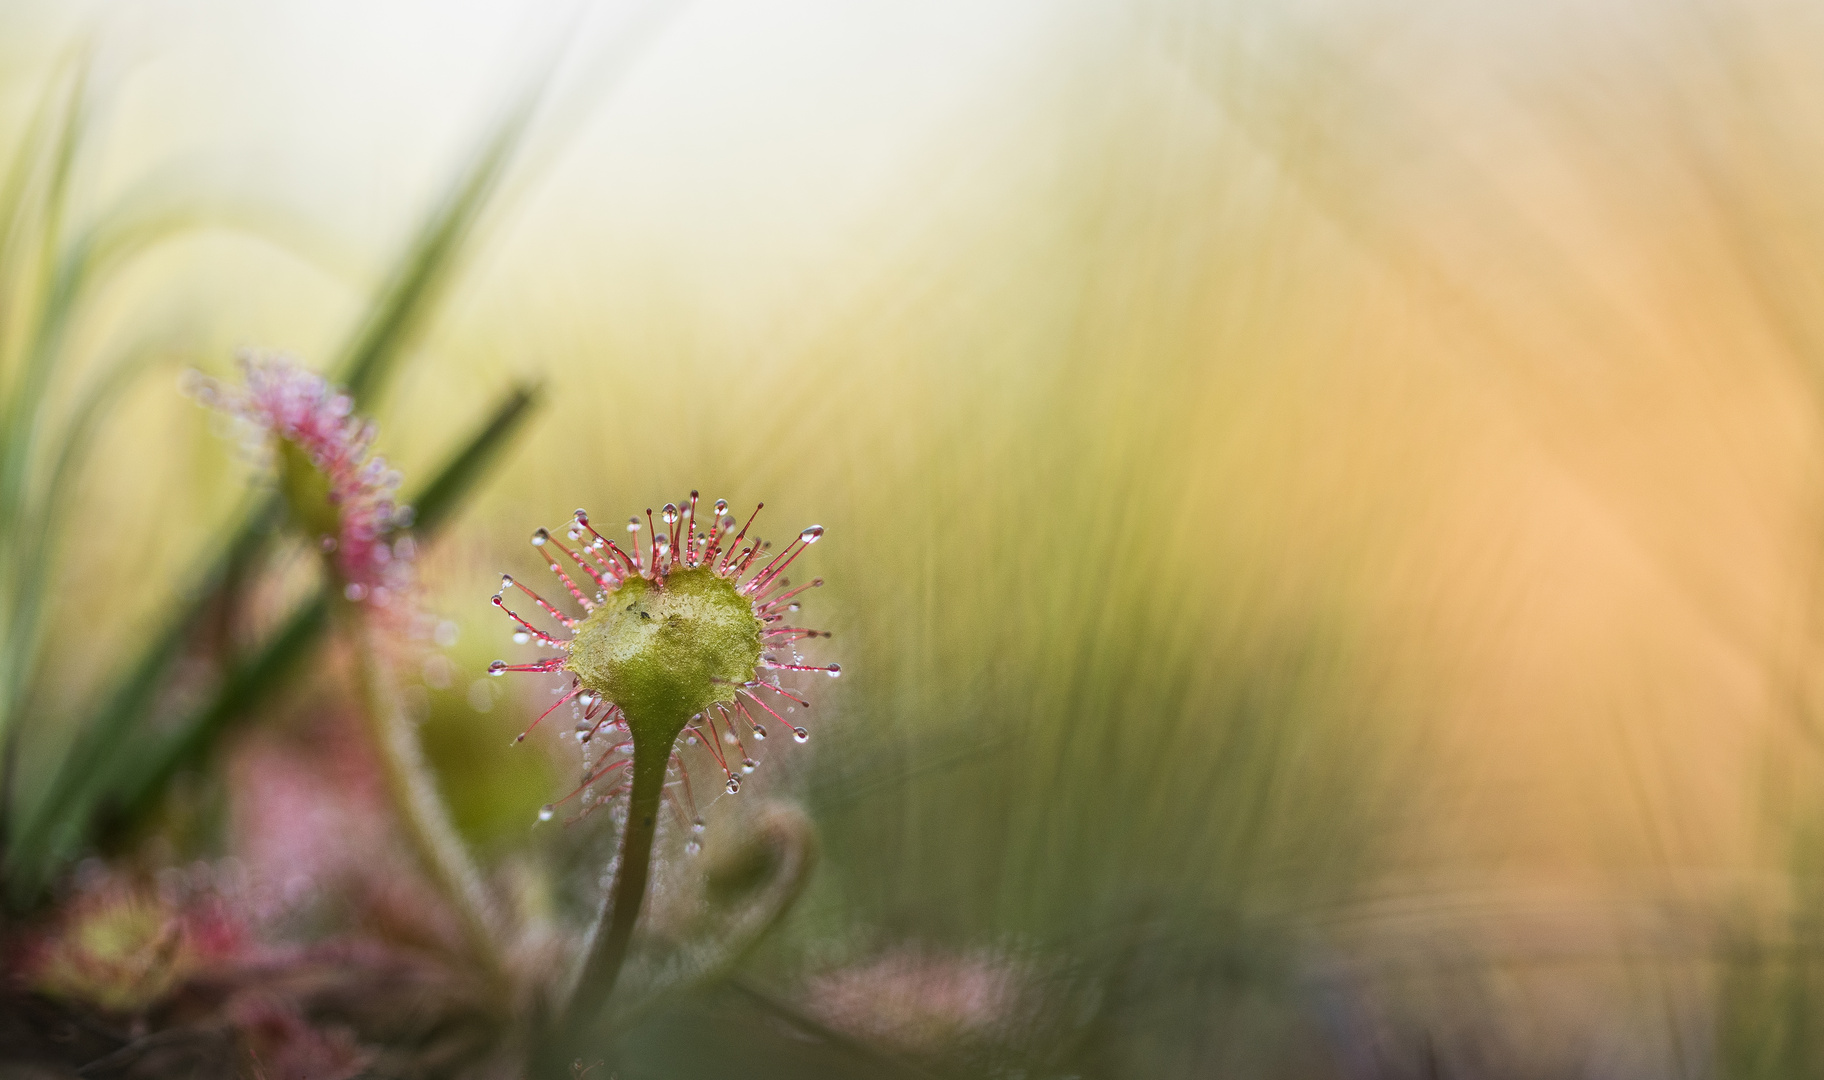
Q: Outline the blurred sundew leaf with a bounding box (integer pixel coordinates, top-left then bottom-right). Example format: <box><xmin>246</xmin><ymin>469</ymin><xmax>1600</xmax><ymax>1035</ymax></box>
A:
<box><xmin>9</xmin><ymin>380</ymin><xmax>542</xmax><ymax>895</ymax></box>
<box><xmin>107</xmin><ymin>379</ymin><xmax>544</xmax><ymax>824</ymax></box>
<box><xmin>418</xmin><ymin>681</ymin><xmax>553</xmax><ymax>853</ymax></box>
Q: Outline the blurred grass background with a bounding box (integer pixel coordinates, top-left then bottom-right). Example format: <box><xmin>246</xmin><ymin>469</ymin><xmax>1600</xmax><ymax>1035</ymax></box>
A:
<box><xmin>8</xmin><ymin>0</ymin><xmax>1824</xmax><ymax>1075</ymax></box>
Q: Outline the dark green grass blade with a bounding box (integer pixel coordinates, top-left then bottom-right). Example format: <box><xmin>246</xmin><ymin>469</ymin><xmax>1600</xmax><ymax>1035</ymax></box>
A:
<box><xmin>3</xmin><ymin>78</ymin><xmax>542</xmax><ymax>895</ymax></box>
<box><xmin>0</xmin><ymin>341</ymin><xmax>173</xmax><ymax>808</ymax></box>
<box><xmin>334</xmin><ymin>97</ymin><xmax>538</xmax><ymax>406</ymax></box>
<box><xmin>0</xmin><ymin>210</ymin><xmax>210</xmax><ymax>716</ymax></box>
<box><xmin>0</xmin><ymin>56</ymin><xmax>87</xmax><ymax>522</ymax></box>
<box><xmin>0</xmin><ymin>722</ymin><xmax>20</xmax><ymax>880</ymax></box>
<box><xmin>404</xmin><ymin>380</ymin><xmax>543</xmax><ymax>536</ymax></box>
<box><xmin>0</xmin><ymin>59</ymin><xmax>90</xmax><ymax>748</ymax></box>
<box><xmin>2</xmin><ymin>496</ymin><xmax>279</xmax><ymax>898</ymax></box>
<box><xmin>33</xmin><ymin>593</ymin><xmax>328</xmax><ymax>869</ymax></box>
<box><xmin>8</xmin><ymin>165</ymin><xmax>537</xmax><ymax>858</ymax></box>
<box><xmin>0</xmin><ymin>50</ymin><xmax>86</xmax><ymax>351</ymax></box>
<box><xmin>99</xmin><ymin>592</ymin><xmax>332</xmax><ymax>831</ymax></box>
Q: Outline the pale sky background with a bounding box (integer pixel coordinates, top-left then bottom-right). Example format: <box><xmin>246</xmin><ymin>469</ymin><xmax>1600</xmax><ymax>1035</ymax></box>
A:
<box><xmin>4</xmin><ymin>0</ymin><xmax>1067</xmax><ymax>321</ymax></box>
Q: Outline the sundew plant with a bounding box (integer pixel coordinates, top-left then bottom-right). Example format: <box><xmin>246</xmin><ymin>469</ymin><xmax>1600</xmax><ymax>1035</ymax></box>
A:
<box><xmin>490</xmin><ymin>497</ymin><xmax>836</xmax><ymax>1068</ymax></box>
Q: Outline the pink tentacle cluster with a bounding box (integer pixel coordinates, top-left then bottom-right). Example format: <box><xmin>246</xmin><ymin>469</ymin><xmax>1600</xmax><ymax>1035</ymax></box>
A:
<box><xmin>189</xmin><ymin>353</ymin><xmax>414</xmax><ymax>607</ymax></box>
<box><xmin>489</xmin><ymin>492</ymin><xmax>840</xmax><ymax>835</ymax></box>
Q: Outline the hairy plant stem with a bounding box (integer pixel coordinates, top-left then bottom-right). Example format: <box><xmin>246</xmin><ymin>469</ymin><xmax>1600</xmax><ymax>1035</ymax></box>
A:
<box><xmin>543</xmin><ymin>729</ymin><xmax>671</xmax><ymax>1069</ymax></box>
<box><xmin>341</xmin><ymin>601</ymin><xmax>511</xmax><ymax>994</ymax></box>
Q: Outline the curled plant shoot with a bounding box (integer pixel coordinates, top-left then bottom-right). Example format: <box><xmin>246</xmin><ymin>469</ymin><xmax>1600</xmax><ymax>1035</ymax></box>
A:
<box><xmin>490</xmin><ymin>494</ymin><xmax>837</xmax><ymax>1059</ymax></box>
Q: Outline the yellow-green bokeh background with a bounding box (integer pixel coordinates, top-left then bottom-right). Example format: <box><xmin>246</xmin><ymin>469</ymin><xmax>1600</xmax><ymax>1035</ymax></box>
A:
<box><xmin>11</xmin><ymin>0</ymin><xmax>1824</xmax><ymax>1071</ymax></box>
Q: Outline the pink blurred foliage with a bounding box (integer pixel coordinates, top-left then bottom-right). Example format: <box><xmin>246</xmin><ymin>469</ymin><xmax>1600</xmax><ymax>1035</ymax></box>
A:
<box><xmin>12</xmin><ymin>872</ymin><xmax>248</xmax><ymax>1015</ymax></box>
<box><xmin>4</xmin><ymin>867</ymin><xmax>379</xmax><ymax>1076</ymax></box>
<box><xmin>226</xmin><ymin>704</ymin><xmax>463</xmax><ymax>956</ymax></box>
<box><xmin>803</xmin><ymin>946</ymin><xmax>1041</xmax><ymax>1058</ymax></box>
<box><xmin>228</xmin><ymin>994</ymin><xmax>371</xmax><ymax>1080</ymax></box>
<box><xmin>2</xmin><ymin>703</ymin><xmax>499</xmax><ymax>1075</ymax></box>
<box><xmin>227</xmin><ymin>709</ymin><xmax>392</xmax><ymax>926</ymax></box>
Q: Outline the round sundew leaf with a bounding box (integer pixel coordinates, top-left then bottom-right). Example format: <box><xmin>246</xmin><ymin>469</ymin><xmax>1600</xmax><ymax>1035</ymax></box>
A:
<box><xmin>565</xmin><ymin>566</ymin><xmax>764</xmax><ymax>744</ymax></box>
